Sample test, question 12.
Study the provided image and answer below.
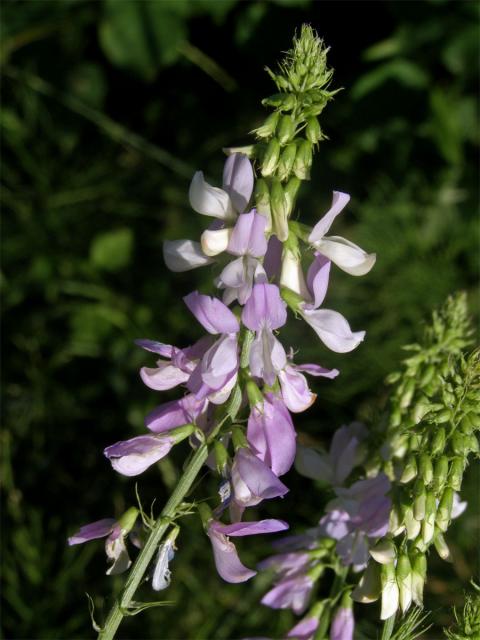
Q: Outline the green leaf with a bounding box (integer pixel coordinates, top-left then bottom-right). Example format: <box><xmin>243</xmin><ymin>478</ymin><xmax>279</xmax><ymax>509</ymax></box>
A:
<box><xmin>351</xmin><ymin>59</ymin><xmax>429</xmax><ymax>100</ymax></box>
<box><xmin>90</xmin><ymin>228</ymin><xmax>133</xmax><ymax>272</ymax></box>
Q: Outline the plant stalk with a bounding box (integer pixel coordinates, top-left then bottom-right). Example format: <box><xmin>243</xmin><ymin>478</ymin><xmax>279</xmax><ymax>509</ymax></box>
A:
<box><xmin>98</xmin><ymin>442</ymin><xmax>209</xmax><ymax>640</ymax></box>
<box><xmin>380</xmin><ymin>614</ymin><xmax>396</xmax><ymax>640</ymax></box>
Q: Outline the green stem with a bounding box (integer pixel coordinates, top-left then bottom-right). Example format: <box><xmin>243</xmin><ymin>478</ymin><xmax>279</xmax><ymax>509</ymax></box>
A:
<box><xmin>98</xmin><ymin>442</ymin><xmax>209</xmax><ymax>640</ymax></box>
<box><xmin>380</xmin><ymin>614</ymin><xmax>396</xmax><ymax>640</ymax></box>
<box><xmin>314</xmin><ymin>565</ymin><xmax>348</xmax><ymax>639</ymax></box>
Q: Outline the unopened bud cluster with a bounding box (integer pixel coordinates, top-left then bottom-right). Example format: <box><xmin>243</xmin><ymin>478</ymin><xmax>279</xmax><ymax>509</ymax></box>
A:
<box><xmin>253</xmin><ymin>25</ymin><xmax>337</xmax><ymax>241</ymax></box>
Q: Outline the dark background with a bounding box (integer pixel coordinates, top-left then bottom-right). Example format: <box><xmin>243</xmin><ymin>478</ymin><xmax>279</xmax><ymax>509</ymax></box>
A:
<box><xmin>2</xmin><ymin>0</ymin><xmax>478</xmax><ymax>638</ymax></box>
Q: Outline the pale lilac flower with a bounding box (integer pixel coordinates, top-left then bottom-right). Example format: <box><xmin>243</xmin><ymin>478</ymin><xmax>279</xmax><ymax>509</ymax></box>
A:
<box><xmin>308</xmin><ymin>191</ymin><xmax>376</xmax><ymax>276</ymax></box>
<box><xmin>320</xmin><ymin>473</ymin><xmax>391</xmax><ymax>568</ymax></box>
<box><xmin>184</xmin><ymin>291</ymin><xmax>240</xmax><ymax>395</ymax></box>
<box><xmin>136</xmin><ymin>336</ymin><xmax>212</xmax><ymax>391</ymax></box>
<box><xmin>287</xmin><ymin>617</ymin><xmax>319</xmax><ymax>640</ymax></box>
<box><xmin>68</xmin><ymin>519</ymin><xmax>131</xmax><ymax>575</ymax></box>
<box><xmin>145</xmin><ymin>394</ymin><xmax>208</xmax><ymax>433</ymax></box>
<box><xmin>257</xmin><ymin>551</ymin><xmax>311</xmax><ymax>578</ymax></box>
<box><xmin>261</xmin><ymin>574</ymin><xmax>314</xmax><ymax>614</ymax></box>
<box><xmin>247</xmin><ymin>393</ymin><xmax>296</xmax><ymax>476</ymax></box>
<box><xmin>298</xmin><ymin>254</ymin><xmax>366</xmax><ymax>353</ymax></box>
<box><xmin>330</xmin><ymin>606</ymin><xmax>354</xmax><ymax>640</ymax></box>
<box><xmin>279</xmin><ymin>360</ymin><xmax>339</xmax><ymax>413</ymax></box>
<box><xmin>104</xmin><ymin>434</ymin><xmax>175</xmax><ymax>476</ymax></box>
<box><xmin>152</xmin><ymin>539</ymin><xmax>175</xmax><ymax>591</ymax></box>
<box><xmin>164</xmin><ymin>154</ymin><xmax>254</xmax><ymax>269</ymax></box>
<box><xmin>207</xmin><ymin>518</ymin><xmax>288</xmax><ymax>583</ymax></box>
<box><xmin>242</xmin><ymin>283</ymin><xmax>288</xmax><ymax>385</ymax></box>
<box><xmin>295</xmin><ymin>422</ymin><xmax>367</xmax><ymax>485</ymax></box>
<box><xmin>231</xmin><ymin>448</ymin><xmax>289</xmax><ymax>518</ymax></box>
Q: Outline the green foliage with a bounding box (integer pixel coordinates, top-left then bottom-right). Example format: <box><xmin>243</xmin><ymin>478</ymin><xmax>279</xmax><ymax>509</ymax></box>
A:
<box><xmin>444</xmin><ymin>585</ymin><xmax>480</xmax><ymax>640</ymax></box>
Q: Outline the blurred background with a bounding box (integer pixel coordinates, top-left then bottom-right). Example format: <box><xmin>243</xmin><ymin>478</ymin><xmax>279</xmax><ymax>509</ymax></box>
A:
<box><xmin>1</xmin><ymin>0</ymin><xmax>478</xmax><ymax>638</ymax></box>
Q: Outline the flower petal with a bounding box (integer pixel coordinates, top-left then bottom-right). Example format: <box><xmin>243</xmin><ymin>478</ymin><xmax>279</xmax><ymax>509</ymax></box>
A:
<box><xmin>145</xmin><ymin>395</ymin><xmax>207</xmax><ymax>433</ymax></box>
<box><xmin>294</xmin><ymin>363</ymin><xmax>339</xmax><ymax>378</ymax></box>
<box><xmin>279</xmin><ymin>366</ymin><xmax>316</xmax><ymax>413</ymax></box>
<box><xmin>232</xmin><ymin>448</ymin><xmax>289</xmax><ymax>507</ymax></box>
<box><xmin>287</xmin><ymin>617</ymin><xmax>319</xmax><ymax>640</ymax></box>
<box><xmin>261</xmin><ymin>575</ymin><xmax>313</xmax><ymax>614</ymax></box>
<box><xmin>222</xmin><ymin>153</ymin><xmax>254</xmax><ymax>214</ymax></box>
<box><xmin>227</xmin><ymin>211</ymin><xmax>267</xmax><ymax>257</ymax></box>
<box><xmin>68</xmin><ymin>518</ymin><xmax>116</xmax><ymax>545</ymax></box>
<box><xmin>316</xmin><ymin>236</ymin><xmax>376</xmax><ymax>276</ymax></box>
<box><xmin>308</xmin><ymin>191</ymin><xmax>350</xmax><ymax>243</ymax></box>
<box><xmin>280</xmin><ymin>249</ymin><xmax>310</xmax><ymax>300</ymax></box>
<box><xmin>242</xmin><ymin>283</ymin><xmax>287</xmax><ymax>331</ymax></box>
<box><xmin>201</xmin><ymin>334</ymin><xmax>239</xmax><ymax>390</ymax></box>
<box><xmin>163</xmin><ymin>239</ymin><xmax>214</xmax><ymax>272</ymax></box>
<box><xmin>140</xmin><ymin>362</ymin><xmax>190</xmax><ymax>391</ymax></box>
<box><xmin>212</xmin><ymin>519</ymin><xmax>288</xmax><ymax>537</ymax></box>
<box><xmin>189</xmin><ymin>171</ymin><xmax>235</xmax><ymax>220</ymax></box>
<box><xmin>306</xmin><ymin>254</ymin><xmax>331</xmax><ymax>309</ymax></box>
<box><xmin>207</xmin><ymin>526</ymin><xmax>257</xmax><ymax>583</ymax></box>
<box><xmin>184</xmin><ymin>291</ymin><xmax>240</xmax><ymax>334</ymax></box>
<box><xmin>301</xmin><ymin>307</ymin><xmax>365</xmax><ymax>353</ymax></box>
<box><xmin>104</xmin><ymin>435</ymin><xmax>174</xmax><ymax>476</ymax></box>
<box><xmin>200</xmin><ymin>227</ymin><xmax>232</xmax><ymax>257</ymax></box>
<box><xmin>134</xmin><ymin>340</ymin><xmax>174</xmax><ymax>357</ymax></box>
<box><xmin>330</xmin><ymin>607</ymin><xmax>354</xmax><ymax>640</ymax></box>
<box><xmin>249</xmin><ymin>329</ymin><xmax>287</xmax><ymax>387</ymax></box>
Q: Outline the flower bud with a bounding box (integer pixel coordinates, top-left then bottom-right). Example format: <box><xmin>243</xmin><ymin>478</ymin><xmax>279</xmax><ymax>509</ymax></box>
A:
<box><xmin>261</xmin><ymin>138</ymin><xmax>281</xmax><ymax>177</ymax></box>
<box><xmin>466</xmin><ymin>433</ymin><xmax>479</xmax><ymax>454</ymax></box>
<box><xmin>245</xmin><ymin>379</ymin><xmax>263</xmax><ymax>407</ymax></box>
<box><xmin>400</xmin><ymin>378</ymin><xmax>415</xmax><ymax>409</ymax></box>
<box><xmin>277</xmin><ymin>115</ymin><xmax>296</xmax><ymax>145</ymax></box>
<box><xmin>430</xmin><ymin>426</ymin><xmax>446</xmax><ymax>456</ymax></box>
<box><xmin>254</xmin><ymin>178</ymin><xmax>272</xmax><ymax>231</ymax></box>
<box><xmin>197</xmin><ymin>502</ymin><xmax>213</xmax><ymax>529</ymax></box>
<box><xmin>400</xmin><ymin>454</ymin><xmax>417</xmax><ymax>484</ymax></box>
<box><xmin>389</xmin><ymin>504</ymin><xmax>405</xmax><ymax>536</ymax></box>
<box><xmin>380</xmin><ymin>562</ymin><xmax>399</xmax><ymax>620</ymax></box>
<box><xmin>448</xmin><ymin>457</ymin><xmax>464</xmax><ymax>491</ymax></box>
<box><xmin>410</xmin><ymin>552</ymin><xmax>426</xmax><ymax>606</ymax></box>
<box><xmin>408</xmin><ymin>433</ymin><xmax>422</xmax><ymax>452</ymax></box>
<box><xmin>270</xmin><ymin>178</ymin><xmax>289</xmax><ymax>241</ymax></box>
<box><xmin>433</xmin><ymin>531</ymin><xmax>451</xmax><ymax>561</ymax></box>
<box><xmin>305</xmin><ymin>116</ymin><xmax>322</xmax><ymax>143</ymax></box>
<box><xmin>459</xmin><ymin>413</ymin><xmax>475</xmax><ymax>435</ymax></box>
<box><xmin>413</xmin><ymin>481</ymin><xmax>427</xmax><ymax>521</ymax></box>
<box><xmin>280</xmin><ymin>248</ymin><xmax>309</xmax><ymax>299</ymax></box>
<box><xmin>418</xmin><ymin>453</ymin><xmax>433</xmax><ymax>485</ymax></box>
<box><xmin>420</xmin><ymin>364</ymin><xmax>435</xmax><ymax>386</ymax></box>
<box><xmin>213</xmin><ymin>440</ymin><xmax>229</xmax><ymax>474</ymax></box>
<box><xmin>432</xmin><ymin>455</ymin><xmax>449</xmax><ymax>493</ymax></box>
<box><xmin>262</xmin><ymin>93</ymin><xmax>296</xmax><ymax>111</ymax></box>
<box><xmin>277</xmin><ymin>142</ymin><xmax>297</xmax><ymax>181</ymax></box>
<box><xmin>231</xmin><ymin>427</ymin><xmax>248</xmax><ymax>451</ymax></box>
<box><xmin>436</xmin><ymin>408</ymin><xmax>452</xmax><ymax>424</ymax></box>
<box><xmin>412</xmin><ymin>397</ymin><xmax>431</xmax><ymax>424</ymax></box>
<box><xmin>284</xmin><ymin>176</ymin><xmax>301</xmax><ymax>216</ymax></box>
<box><xmin>404</xmin><ymin>504</ymin><xmax>421</xmax><ymax>540</ymax></box>
<box><xmin>451</xmin><ymin>431</ymin><xmax>466</xmax><ymax>455</ymax></box>
<box><xmin>436</xmin><ymin>487</ymin><xmax>454</xmax><ymax>532</ymax></box>
<box><xmin>118</xmin><ymin>507</ymin><xmax>140</xmax><ymax>534</ymax></box>
<box><xmin>293</xmin><ymin>139</ymin><xmax>312</xmax><ymax>180</ymax></box>
<box><xmin>422</xmin><ymin>491</ymin><xmax>436</xmax><ymax>544</ymax></box>
<box><xmin>254</xmin><ymin>111</ymin><xmax>280</xmax><ymax>138</ymax></box>
<box><xmin>201</xmin><ymin>228</ymin><xmax>232</xmax><ymax>257</ymax></box>
<box><xmin>351</xmin><ymin>560</ymin><xmax>381</xmax><ymax>603</ymax></box>
<box><xmin>369</xmin><ymin>538</ymin><xmax>396</xmax><ymax>564</ymax></box>
<box><xmin>396</xmin><ymin>554</ymin><xmax>413</xmax><ymax>613</ymax></box>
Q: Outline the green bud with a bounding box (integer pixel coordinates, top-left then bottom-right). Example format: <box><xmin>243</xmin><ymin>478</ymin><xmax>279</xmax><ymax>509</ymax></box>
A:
<box><xmin>422</xmin><ymin>492</ymin><xmax>436</xmax><ymax>544</ymax></box>
<box><xmin>281</xmin><ymin>286</ymin><xmax>304</xmax><ymax>313</ymax></box>
<box><xmin>226</xmin><ymin>383</ymin><xmax>242</xmax><ymax>421</ymax></box>
<box><xmin>246</xmin><ymin>380</ymin><xmax>263</xmax><ymax>407</ymax></box>
<box><xmin>369</xmin><ymin>538</ymin><xmax>396</xmax><ymax>564</ymax></box>
<box><xmin>448</xmin><ymin>457</ymin><xmax>464</xmax><ymax>491</ymax></box>
<box><xmin>413</xmin><ymin>482</ymin><xmax>427</xmax><ymax>521</ymax></box>
<box><xmin>231</xmin><ymin>426</ymin><xmax>249</xmax><ymax>451</ymax></box>
<box><xmin>305</xmin><ymin>116</ymin><xmax>322</xmax><ymax>143</ymax></box>
<box><xmin>270</xmin><ymin>178</ymin><xmax>289</xmax><ymax>241</ymax></box>
<box><xmin>284</xmin><ymin>176</ymin><xmax>301</xmax><ymax>216</ymax></box>
<box><xmin>390</xmin><ymin>407</ymin><xmax>402</xmax><ymax>428</ymax></box>
<box><xmin>400</xmin><ymin>454</ymin><xmax>417</xmax><ymax>484</ymax></box>
<box><xmin>389</xmin><ymin>504</ymin><xmax>405</xmax><ymax>536</ymax></box>
<box><xmin>262</xmin><ymin>93</ymin><xmax>296</xmax><ymax>111</ymax></box>
<box><xmin>433</xmin><ymin>531</ymin><xmax>451</xmax><ymax>561</ymax></box>
<box><xmin>430</xmin><ymin>427</ymin><xmax>446</xmax><ymax>456</ymax></box>
<box><xmin>436</xmin><ymin>408</ymin><xmax>452</xmax><ymax>424</ymax></box>
<box><xmin>404</xmin><ymin>504</ymin><xmax>421</xmax><ymax>540</ymax></box>
<box><xmin>466</xmin><ymin>433</ymin><xmax>479</xmax><ymax>454</ymax></box>
<box><xmin>436</xmin><ymin>487</ymin><xmax>454</xmax><ymax>532</ymax></box>
<box><xmin>170</xmin><ymin>423</ymin><xmax>196</xmax><ymax>444</ymax></box>
<box><xmin>293</xmin><ymin>139</ymin><xmax>313</xmax><ymax>180</ymax></box>
<box><xmin>418</xmin><ymin>453</ymin><xmax>434</xmax><ymax>485</ymax></box>
<box><xmin>409</xmin><ymin>433</ymin><xmax>422</xmax><ymax>452</ymax></box>
<box><xmin>420</xmin><ymin>364</ymin><xmax>435</xmax><ymax>387</ymax></box>
<box><xmin>412</xmin><ymin>397</ymin><xmax>431</xmax><ymax>424</ymax></box>
<box><xmin>240</xmin><ymin>329</ymin><xmax>255</xmax><ymax>369</ymax></box>
<box><xmin>351</xmin><ymin>560</ymin><xmax>382</xmax><ymax>603</ymax></box>
<box><xmin>261</xmin><ymin>138</ymin><xmax>281</xmax><ymax>177</ymax></box>
<box><xmin>400</xmin><ymin>378</ymin><xmax>415</xmax><ymax>409</ymax></box>
<box><xmin>118</xmin><ymin>506</ymin><xmax>139</xmax><ymax>534</ymax></box>
<box><xmin>254</xmin><ymin>111</ymin><xmax>280</xmax><ymax>138</ymax></box>
<box><xmin>451</xmin><ymin>432</ymin><xmax>466</xmax><ymax>456</ymax></box>
<box><xmin>433</xmin><ymin>455</ymin><xmax>449</xmax><ymax>493</ymax></box>
<box><xmin>396</xmin><ymin>554</ymin><xmax>413</xmax><ymax>613</ymax></box>
<box><xmin>197</xmin><ymin>502</ymin><xmax>213</xmax><ymax>529</ymax></box>
<box><xmin>254</xmin><ymin>178</ymin><xmax>272</xmax><ymax>231</ymax></box>
<box><xmin>213</xmin><ymin>440</ymin><xmax>229</xmax><ymax>474</ymax></box>
<box><xmin>459</xmin><ymin>413</ymin><xmax>475</xmax><ymax>435</ymax></box>
<box><xmin>380</xmin><ymin>562</ymin><xmax>400</xmax><ymax>620</ymax></box>
<box><xmin>410</xmin><ymin>552</ymin><xmax>426</xmax><ymax>606</ymax></box>
<box><xmin>277</xmin><ymin>115</ymin><xmax>296</xmax><ymax>145</ymax></box>
<box><xmin>277</xmin><ymin>142</ymin><xmax>297</xmax><ymax>181</ymax></box>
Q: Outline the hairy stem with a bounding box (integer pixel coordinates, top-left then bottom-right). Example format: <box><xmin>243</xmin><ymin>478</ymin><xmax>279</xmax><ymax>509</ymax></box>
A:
<box><xmin>98</xmin><ymin>442</ymin><xmax>209</xmax><ymax>640</ymax></box>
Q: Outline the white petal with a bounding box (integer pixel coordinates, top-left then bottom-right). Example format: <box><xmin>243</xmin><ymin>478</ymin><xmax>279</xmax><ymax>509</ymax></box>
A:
<box><xmin>189</xmin><ymin>171</ymin><xmax>235</xmax><ymax>220</ymax></box>
<box><xmin>317</xmin><ymin>236</ymin><xmax>376</xmax><ymax>276</ymax></box>
<box><xmin>201</xmin><ymin>228</ymin><xmax>232</xmax><ymax>256</ymax></box>
<box><xmin>163</xmin><ymin>239</ymin><xmax>214</xmax><ymax>272</ymax></box>
<box><xmin>279</xmin><ymin>250</ymin><xmax>310</xmax><ymax>300</ymax></box>
<box><xmin>308</xmin><ymin>191</ymin><xmax>350</xmax><ymax>243</ymax></box>
<box><xmin>301</xmin><ymin>307</ymin><xmax>365</xmax><ymax>353</ymax></box>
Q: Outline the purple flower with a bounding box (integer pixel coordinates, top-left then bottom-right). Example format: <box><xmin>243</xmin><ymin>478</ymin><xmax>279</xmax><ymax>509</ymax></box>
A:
<box><xmin>279</xmin><ymin>360</ymin><xmax>339</xmax><ymax>413</ymax></box>
<box><xmin>68</xmin><ymin>518</ymin><xmax>131</xmax><ymax>575</ymax></box>
<box><xmin>261</xmin><ymin>574</ymin><xmax>314</xmax><ymax>614</ymax></box>
<box><xmin>308</xmin><ymin>191</ymin><xmax>376</xmax><ymax>276</ymax></box>
<box><xmin>231</xmin><ymin>448</ymin><xmax>289</xmax><ymax>516</ymax></box>
<box><xmin>242</xmin><ymin>283</ymin><xmax>288</xmax><ymax>385</ymax></box>
<box><xmin>104</xmin><ymin>434</ymin><xmax>175</xmax><ymax>477</ymax></box>
<box><xmin>145</xmin><ymin>394</ymin><xmax>208</xmax><ymax>433</ymax></box>
<box><xmin>295</xmin><ymin>422</ymin><xmax>366</xmax><ymax>485</ymax></box>
<box><xmin>287</xmin><ymin>617</ymin><xmax>319</xmax><ymax>640</ymax></box>
<box><xmin>258</xmin><ymin>551</ymin><xmax>311</xmax><ymax>578</ymax></box>
<box><xmin>330</xmin><ymin>607</ymin><xmax>354</xmax><ymax>640</ymax></box>
<box><xmin>320</xmin><ymin>473</ymin><xmax>392</xmax><ymax>568</ymax></box>
<box><xmin>247</xmin><ymin>394</ymin><xmax>296</xmax><ymax>476</ymax></box>
<box><xmin>207</xmin><ymin>518</ymin><xmax>289</xmax><ymax>583</ymax></box>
